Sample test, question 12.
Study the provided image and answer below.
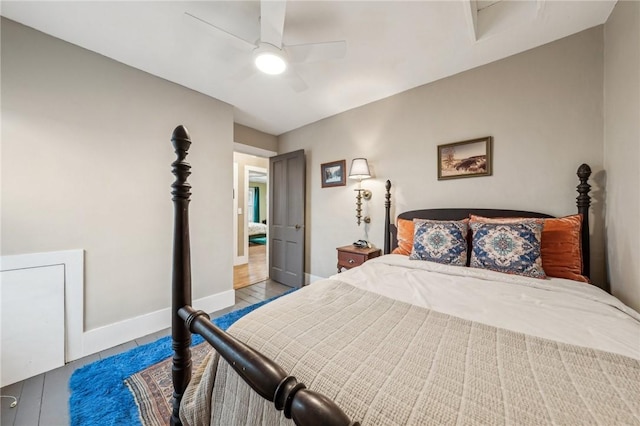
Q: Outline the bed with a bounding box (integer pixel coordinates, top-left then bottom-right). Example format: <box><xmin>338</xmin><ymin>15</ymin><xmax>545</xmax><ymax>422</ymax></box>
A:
<box><xmin>169</xmin><ymin>126</ymin><xmax>640</xmax><ymax>426</ymax></box>
<box><xmin>248</xmin><ymin>221</ymin><xmax>267</xmax><ymax>239</ymax></box>
<box><xmin>248</xmin><ymin>221</ymin><xmax>267</xmax><ymax>245</ymax></box>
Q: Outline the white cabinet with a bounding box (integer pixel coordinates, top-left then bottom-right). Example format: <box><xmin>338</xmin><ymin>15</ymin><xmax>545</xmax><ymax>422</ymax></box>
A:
<box><xmin>1</xmin><ymin>265</ymin><xmax>65</xmax><ymax>387</ymax></box>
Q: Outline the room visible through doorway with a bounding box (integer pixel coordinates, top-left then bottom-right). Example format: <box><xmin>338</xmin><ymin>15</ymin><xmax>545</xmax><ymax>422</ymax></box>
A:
<box><xmin>233</xmin><ymin>152</ymin><xmax>269</xmax><ymax>289</ymax></box>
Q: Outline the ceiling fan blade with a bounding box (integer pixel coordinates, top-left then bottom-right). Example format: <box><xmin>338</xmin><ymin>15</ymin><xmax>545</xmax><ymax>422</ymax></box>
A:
<box><xmin>260</xmin><ymin>0</ymin><xmax>286</xmax><ymax>48</ymax></box>
<box><xmin>285</xmin><ymin>40</ymin><xmax>347</xmax><ymax>63</ymax></box>
<box><xmin>228</xmin><ymin>63</ymin><xmax>257</xmax><ymax>83</ymax></box>
<box><xmin>184</xmin><ymin>12</ymin><xmax>256</xmax><ymax>51</ymax></box>
<box><xmin>283</xmin><ymin>69</ymin><xmax>308</xmax><ymax>93</ymax></box>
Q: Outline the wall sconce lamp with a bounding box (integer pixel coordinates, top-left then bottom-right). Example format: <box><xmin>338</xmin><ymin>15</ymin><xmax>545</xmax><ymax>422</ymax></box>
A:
<box><xmin>348</xmin><ymin>158</ymin><xmax>372</xmax><ymax>226</ymax></box>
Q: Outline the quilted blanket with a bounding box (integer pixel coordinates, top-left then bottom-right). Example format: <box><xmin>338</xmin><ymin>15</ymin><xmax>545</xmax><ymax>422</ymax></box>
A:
<box><xmin>180</xmin><ymin>280</ymin><xmax>640</xmax><ymax>425</ymax></box>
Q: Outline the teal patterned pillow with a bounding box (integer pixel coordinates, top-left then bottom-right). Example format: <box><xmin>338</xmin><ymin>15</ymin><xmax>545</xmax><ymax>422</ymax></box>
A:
<box><xmin>470</xmin><ymin>220</ymin><xmax>546</xmax><ymax>278</ymax></box>
<box><xmin>409</xmin><ymin>219</ymin><xmax>468</xmax><ymax>266</ymax></box>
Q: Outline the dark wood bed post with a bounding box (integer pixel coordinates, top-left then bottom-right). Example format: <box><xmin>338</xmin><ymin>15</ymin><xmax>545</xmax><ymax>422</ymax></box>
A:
<box><xmin>170</xmin><ymin>125</ymin><xmax>193</xmax><ymax>426</ymax></box>
<box><xmin>577</xmin><ymin>163</ymin><xmax>592</xmax><ymax>278</ymax></box>
<box><xmin>168</xmin><ymin>126</ymin><xmax>358</xmax><ymax>426</ymax></box>
<box><xmin>384</xmin><ymin>180</ymin><xmax>392</xmax><ymax>255</ymax></box>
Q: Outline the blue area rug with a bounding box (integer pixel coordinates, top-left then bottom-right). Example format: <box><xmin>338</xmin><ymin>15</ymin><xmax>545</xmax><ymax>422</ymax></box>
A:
<box><xmin>69</xmin><ymin>289</ymin><xmax>295</xmax><ymax>426</ymax></box>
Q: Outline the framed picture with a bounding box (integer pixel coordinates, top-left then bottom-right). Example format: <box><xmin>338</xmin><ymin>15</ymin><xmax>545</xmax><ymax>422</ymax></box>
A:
<box><xmin>437</xmin><ymin>136</ymin><xmax>492</xmax><ymax>180</ymax></box>
<box><xmin>321</xmin><ymin>160</ymin><xmax>346</xmax><ymax>188</ymax></box>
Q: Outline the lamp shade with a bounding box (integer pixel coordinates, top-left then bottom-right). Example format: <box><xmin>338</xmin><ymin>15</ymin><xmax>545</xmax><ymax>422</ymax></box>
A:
<box><xmin>348</xmin><ymin>158</ymin><xmax>371</xmax><ymax>180</ymax></box>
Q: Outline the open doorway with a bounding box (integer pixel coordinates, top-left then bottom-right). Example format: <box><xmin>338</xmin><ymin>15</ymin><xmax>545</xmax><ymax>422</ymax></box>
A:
<box><xmin>233</xmin><ymin>152</ymin><xmax>269</xmax><ymax>289</ymax></box>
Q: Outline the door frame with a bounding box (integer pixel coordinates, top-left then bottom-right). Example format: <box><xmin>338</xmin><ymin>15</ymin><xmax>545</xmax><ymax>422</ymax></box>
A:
<box><xmin>233</xmin><ymin>144</ymin><xmax>276</xmax><ymax>267</ymax></box>
<box><xmin>244</xmin><ymin>165</ymin><xmax>268</xmax><ymax>266</ymax></box>
<box><xmin>233</xmin><ymin>162</ymin><xmax>244</xmax><ymax>265</ymax></box>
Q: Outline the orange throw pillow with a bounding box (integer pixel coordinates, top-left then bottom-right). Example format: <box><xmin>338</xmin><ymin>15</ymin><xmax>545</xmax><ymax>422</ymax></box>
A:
<box><xmin>392</xmin><ymin>218</ymin><xmax>414</xmax><ymax>255</ymax></box>
<box><xmin>469</xmin><ymin>214</ymin><xmax>589</xmax><ymax>283</ymax></box>
<box><xmin>541</xmin><ymin>215</ymin><xmax>588</xmax><ymax>283</ymax></box>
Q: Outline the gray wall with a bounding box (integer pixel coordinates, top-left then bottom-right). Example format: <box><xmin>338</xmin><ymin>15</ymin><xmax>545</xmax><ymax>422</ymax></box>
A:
<box><xmin>1</xmin><ymin>18</ymin><xmax>235</xmax><ymax>331</ymax></box>
<box><xmin>604</xmin><ymin>0</ymin><xmax>640</xmax><ymax>311</ymax></box>
<box><xmin>279</xmin><ymin>27</ymin><xmax>607</xmax><ymax>290</ymax></box>
<box><xmin>235</xmin><ymin>123</ymin><xmax>278</xmax><ymax>152</ymax></box>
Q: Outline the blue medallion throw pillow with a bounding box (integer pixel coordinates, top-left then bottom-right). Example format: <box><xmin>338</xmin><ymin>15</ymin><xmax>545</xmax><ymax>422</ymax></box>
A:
<box><xmin>470</xmin><ymin>220</ymin><xmax>546</xmax><ymax>278</ymax></box>
<box><xmin>409</xmin><ymin>219</ymin><xmax>468</xmax><ymax>266</ymax></box>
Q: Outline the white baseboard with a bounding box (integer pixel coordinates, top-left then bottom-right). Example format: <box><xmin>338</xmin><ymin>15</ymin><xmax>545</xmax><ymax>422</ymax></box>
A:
<box><xmin>1</xmin><ymin>250</ymin><xmax>236</xmax><ymax>363</ymax></box>
<box><xmin>305</xmin><ymin>273</ymin><xmax>326</xmax><ymax>285</ymax></box>
<box><xmin>234</xmin><ymin>255</ymin><xmax>248</xmax><ymax>266</ymax></box>
<box><xmin>81</xmin><ymin>290</ymin><xmax>235</xmax><ymax>358</ymax></box>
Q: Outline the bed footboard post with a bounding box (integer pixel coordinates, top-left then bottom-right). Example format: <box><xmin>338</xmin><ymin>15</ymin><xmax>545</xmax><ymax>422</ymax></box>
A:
<box><xmin>576</xmin><ymin>164</ymin><xmax>591</xmax><ymax>279</ymax></box>
<box><xmin>384</xmin><ymin>180</ymin><xmax>392</xmax><ymax>254</ymax></box>
<box><xmin>170</xmin><ymin>125</ymin><xmax>193</xmax><ymax>426</ymax></box>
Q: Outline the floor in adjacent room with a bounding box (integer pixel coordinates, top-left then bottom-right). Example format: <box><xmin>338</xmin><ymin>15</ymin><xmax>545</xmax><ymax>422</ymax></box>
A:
<box><xmin>233</xmin><ymin>243</ymin><xmax>268</xmax><ymax>289</ymax></box>
<box><xmin>0</xmin><ymin>279</ymin><xmax>291</xmax><ymax>426</ymax></box>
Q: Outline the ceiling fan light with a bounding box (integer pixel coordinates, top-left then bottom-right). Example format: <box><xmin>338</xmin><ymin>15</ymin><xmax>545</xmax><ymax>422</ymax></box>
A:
<box><xmin>255</xmin><ymin>52</ymin><xmax>287</xmax><ymax>75</ymax></box>
<box><xmin>253</xmin><ymin>43</ymin><xmax>287</xmax><ymax>75</ymax></box>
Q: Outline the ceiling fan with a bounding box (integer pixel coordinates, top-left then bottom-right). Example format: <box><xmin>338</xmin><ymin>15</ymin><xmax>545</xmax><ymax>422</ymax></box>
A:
<box><xmin>184</xmin><ymin>1</ymin><xmax>346</xmax><ymax>92</ymax></box>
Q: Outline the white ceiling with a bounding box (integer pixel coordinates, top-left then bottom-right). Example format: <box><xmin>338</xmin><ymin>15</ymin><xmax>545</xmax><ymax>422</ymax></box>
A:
<box><xmin>1</xmin><ymin>1</ymin><xmax>616</xmax><ymax>136</ymax></box>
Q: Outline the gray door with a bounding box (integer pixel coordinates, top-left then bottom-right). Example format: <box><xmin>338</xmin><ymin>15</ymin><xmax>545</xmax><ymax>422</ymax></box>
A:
<box><xmin>269</xmin><ymin>150</ymin><xmax>305</xmax><ymax>287</ymax></box>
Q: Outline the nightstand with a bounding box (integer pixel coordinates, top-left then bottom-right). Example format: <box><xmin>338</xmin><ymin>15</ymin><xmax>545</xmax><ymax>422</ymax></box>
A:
<box><xmin>336</xmin><ymin>245</ymin><xmax>382</xmax><ymax>273</ymax></box>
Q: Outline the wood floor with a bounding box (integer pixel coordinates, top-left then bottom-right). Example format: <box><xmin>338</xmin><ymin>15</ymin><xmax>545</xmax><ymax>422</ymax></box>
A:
<box><xmin>233</xmin><ymin>243</ymin><xmax>268</xmax><ymax>289</ymax></box>
<box><xmin>0</xmin><ymin>279</ymin><xmax>291</xmax><ymax>426</ymax></box>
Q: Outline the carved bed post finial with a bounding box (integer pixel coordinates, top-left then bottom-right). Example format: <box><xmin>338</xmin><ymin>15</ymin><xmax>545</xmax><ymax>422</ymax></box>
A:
<box><xmin>577</xmin><ymin>164</ymin><xmax>592</xmax><ymax>278</ymax></box>
<box><xmin>384</xmin><ymin>180</ymin><xmax>392</xmax><ymax>255</ymax></box>
<box><xmin>170</xmin><ymin>125</ymin><xmax>193</xmax><ymax>426</ymax></box>
<box><xmin>172</xmin><ymin>125</ymin><xmax>192</xmax><ymax>202</ymax></box>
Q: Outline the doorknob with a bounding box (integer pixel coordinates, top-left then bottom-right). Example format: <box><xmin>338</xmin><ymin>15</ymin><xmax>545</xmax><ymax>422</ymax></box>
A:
<box><xmin>295</xmin><ymin>224</ymin><xmax>301</xmax><ymax>230</ymax></box>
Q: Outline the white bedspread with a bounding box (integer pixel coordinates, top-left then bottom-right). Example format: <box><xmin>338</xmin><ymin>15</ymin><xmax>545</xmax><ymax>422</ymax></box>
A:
<box><xmin>332</xmin><ymin>254</ymin><xmax>640</xmax><ymax>359</ymax></box>
<box><xmin>181</xmin><ymin>265</ymin><xmax>640</xmax><ymax>425</ymax></box>
<box><xmin>248</xmin><ymin>222</ymin><xmax>267</xmax><ymax>236</ymax></box>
